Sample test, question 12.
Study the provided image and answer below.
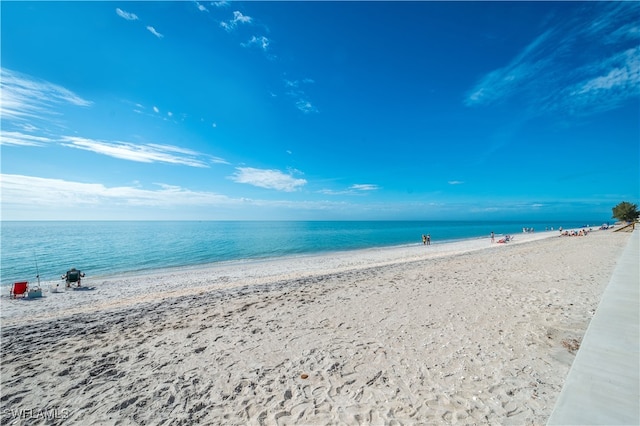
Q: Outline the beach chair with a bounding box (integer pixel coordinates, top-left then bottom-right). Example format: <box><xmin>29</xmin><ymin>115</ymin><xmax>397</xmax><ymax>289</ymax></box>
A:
<box><xmin>64</xmin><ymin>268</ymin><xmax>84</xmax><ymax>287</ymax></box>
<box><xmin>10</xmin><ymin>281</ymin><xmax>28</xmax><ymax>299</ymax></box>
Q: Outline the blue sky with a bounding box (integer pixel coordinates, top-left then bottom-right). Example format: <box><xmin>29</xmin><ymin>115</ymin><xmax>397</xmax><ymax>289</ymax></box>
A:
<box><xmin>1</xmin><ymin>1</ymin><xmax>638</xmax><ymax>221</ymax></box>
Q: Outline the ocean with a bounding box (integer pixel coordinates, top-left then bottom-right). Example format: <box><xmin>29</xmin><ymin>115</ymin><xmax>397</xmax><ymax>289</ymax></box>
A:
<box><xmin>1</xmin><ymin>220</ymin><xmax>604</xmax><ymax>287</ymax></box>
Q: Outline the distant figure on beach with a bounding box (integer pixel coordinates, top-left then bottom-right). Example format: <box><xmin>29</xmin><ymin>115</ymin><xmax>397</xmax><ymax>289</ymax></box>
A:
<box><xmin>496</xmin><ymin>235</ymin><xmax>512</xmax><ymax>244</ymax></box>
<box><xmin>426</xmin><ymin>234</ymin><xmax>431</xmax><ymax>245</ymax></box>
<box><xmin>62</xmin><ymin>268</ymin><xmax>85</xmax><ymax>288</ymax></box>
<box><xmin>490</xmin><ymin>231</ymin><xmax>495</xmax><ymax>243</ymax></box>
<box><xmin>422</xmin><ymin>234</ymin><xmax>427</xmax><ymax>245</ymax></box>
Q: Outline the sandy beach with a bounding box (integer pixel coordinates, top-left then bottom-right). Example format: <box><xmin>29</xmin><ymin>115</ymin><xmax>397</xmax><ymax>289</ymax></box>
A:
<box><xmin>0</xmin><ymin>230</ymin><xmax>631</xmax><ymax>425</ymax></box>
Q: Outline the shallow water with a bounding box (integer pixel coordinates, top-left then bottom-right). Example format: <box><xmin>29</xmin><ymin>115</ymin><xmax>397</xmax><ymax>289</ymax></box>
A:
<box><xmin>1</xmin><ymin>220</ymin><xmax>602</xmax><ymax>285</ymax></box>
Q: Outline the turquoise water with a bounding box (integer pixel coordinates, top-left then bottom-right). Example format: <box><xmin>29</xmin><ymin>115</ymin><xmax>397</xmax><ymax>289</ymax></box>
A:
<box><xmin>1</xmin><ymin>220</ymin><xmax>604</xmax><ymax>285</ymax></box>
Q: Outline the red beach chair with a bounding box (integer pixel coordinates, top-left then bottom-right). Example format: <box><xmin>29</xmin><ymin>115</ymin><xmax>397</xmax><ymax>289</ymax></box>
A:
<box><xmin>10</xmin><ymin>281</ymin><xmax>29</xmax><ymax>299</ymax></box>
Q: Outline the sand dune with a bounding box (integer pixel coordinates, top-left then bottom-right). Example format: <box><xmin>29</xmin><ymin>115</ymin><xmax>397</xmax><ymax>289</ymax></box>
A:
<box><xmin>1</xmin><ymin>230</ymin><xmax>629</xmax><ymax>425</ymax></box>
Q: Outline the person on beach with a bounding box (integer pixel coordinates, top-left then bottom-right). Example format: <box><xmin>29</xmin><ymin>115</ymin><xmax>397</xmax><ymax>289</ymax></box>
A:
<box><xmin>426</xmin><ymin>234</ymin><xmax>431</xmax><ymax>245</ymax></box>
<box><xmin>491</xmin><ymin>231</ymin><xmax>495</xmax><ymax>243</ymax></box>
<box><xmin>62</xmin><ymin>268</ymin><xmax>85</xmax><ymax>287</ymax></box>
<box><xmin>422</xmin><ymin>234</ymin><xmax>427</xmax><ymax>245</ymax></box>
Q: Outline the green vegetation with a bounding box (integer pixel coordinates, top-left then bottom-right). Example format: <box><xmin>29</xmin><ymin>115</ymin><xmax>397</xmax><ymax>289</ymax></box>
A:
<box><xmin>612</xmin><ymin>201</ymin><xmax>640</xmax><ymax>223</ymax></box>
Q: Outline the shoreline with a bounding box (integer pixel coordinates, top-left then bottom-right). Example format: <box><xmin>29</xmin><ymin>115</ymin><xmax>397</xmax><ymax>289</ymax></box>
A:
<box><xmin>1</xmin><ymin>230</ymin><xmax>559</xmax><ymax>325</ymax></box>
<box><xmin>1</xmin><ymin>230</ymin><xmax>499</xmax><ymax>288</ymax></box>
<box><xmin>1</xmin><ymin>221</ymin><xmax>603</xmax><ymax>286</ymax></box>
<box><xmin>1</xmin><ymin>229</ymin><xmax>630</xmax><ymax>424</ymax></box>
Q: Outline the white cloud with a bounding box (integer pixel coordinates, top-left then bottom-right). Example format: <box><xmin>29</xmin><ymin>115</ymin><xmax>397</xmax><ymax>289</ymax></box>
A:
<box><xmin>0</xmin><ymin>131</ymin><xmax>56</xmax><ymax>147</ymax></box>
<box><xmin>17</xmin><ymin>123</ymin><xmax>39</xmax><ymax>132</ymax></box>
<box><xmin>448</xmin><ymin>180</ymin><xmax>464</xmax><ymax>185</ymax></box>
<box><xmin>463</xmin><ymin>29</ymin><xmax>554</xmax><ymax>108</ymax></box>
<box><xmin>284</xmin><ymin>79</ymin><xmax>298</xmax><ymax>88</ymax></box>
<box><xmin>146</xmin><ymin>26</ymin><xmax>164</xmax><ymax>38</ymax></box>
<box><xmin>60</xmin><ymin>136</ymin><xmax>225</xmax><ymax>167</ymax></box>
<box><xmin>284</xmin><ymin>78</ymin><xmax>314</xmax><ymax>87</ymax></box>
<box><xmin>0</xmin><ymin>68</ymin><xmax>92</xmax><ymax>122</ymax></box>
<box><xmin>295</xmin><ymin>99</ymin><xmax>318</xmax><ymax>114</ymax></box>
<box><xmin>212</xmin><ymin>1</ymin><xmax>229</xmax><ymax>8</ymax></box>
<box><xmin>242</xmin><ymin>35</ymin><xmax>270</xmax><ymax>51</ymax></box>
<box><xmin>220</xmin><ymin>11</ymin><xmax>252</xmax><ymax>32</ymax></box>
<box><xmin>578</xmin><ymin>67</ymin><xmax>630</xmax><ymax>92</ymax></box>
<box><xmin>350</xmin><ymin>184</ymin><xmax>379</xmax><ymax>191</ymax></box>
<box><xmin>195</xmin><ymin>2</ymin><xmax>208</xmax><ymax>12</ymax></box>
<box><xmin>232</xmin><ymin>11</ymin><xmax>252</xmax><ymax>24</ymax></box>
<box><xmin>464</xmin><ymin>2</ymin><xmax>640</xmax><ymax>118</ymax></box>
<box><xmin>0</xmin><ymin>174</ymin><xmax>232</xmax><ymax>210</ymax></box>
<box><xmin>284</xmin><ymin>78</ymin><xmax>318</xmax><ymax>114</ymax></box>
<box><xmin>319</xmin><ymin>184</ymin><xmax>380</xmax><ymax>195</ymax></box>
<box><xmin>153</xmin><ymin>106</ymin><xmax>160</xmax><ymax>113</ymax></box>
<box><xmin>0</xmin><ymin>174</ymin><xmax>364</xmax><ymax>220</ymax></box>
<box><xmin>115</xmin><ymin>8</ymin><xmax>138</xmax><ymax>21</ymax></box>
<box><xmin>230</xmin><ymin>167</ymin><xmax>307</xmax><ymax>192</ymax></box>
<box><xmin>318</xmin><ymin>189</ymin><xmax>347</xmax><ymax>195</ymax></box>
<box><xmin>566</xmin><ymin>47</ymin><xmax>640</xmax><ymax>113</ymax></box>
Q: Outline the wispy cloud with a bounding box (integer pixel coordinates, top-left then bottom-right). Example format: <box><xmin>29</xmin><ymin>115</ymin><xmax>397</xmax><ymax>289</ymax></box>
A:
<box><xmin>242</xmin><ymin>35</ymin><xmax>270</xmax><ymax>52</ymax></box>
<box><xmin>194</xmin><ymin>2</ymin><xmax>208</xmax><ymax>13</ymax></box>
<box><xmin>284</xmin><ymin>78</ymin><xmax>318</xmax><ymax>114</ymax></box>
<box><xmin>318</xmin><ymin>189</ymin><xmax>348</xmax><ymax>196</ymax></box>
<box><xmin>464</xmin><ymin>2</ymin><xmax>640</xmax><ymax>118</ymax></box>
<box><xmin>115</xmin><ymin>8</ymin><xmax>138</xmax><ymax>21</ymax></box>
<box><xmin>565</xmin><ymin>47</ymin><xmax>640</xmax><ymax>115</ymax></box>
<box><xmin>60</xmin><ymin>136</ymin><xmax>226</xmax><ymax>167</ymax></box>
<box><xmin>465</xmin><ymin>29</ymin><xmax>554</xmax><ymax>108</ymax></box>
<box><xmin>213</xmin><ymin>8</ymin><xmax>314</xmax><ymax>111</ymax></box>
<box><xmin>116</xmin><ymin>8</ymin><xmax>164</xmax><ymax>42</ymax></box>
<box><xmin>232</xmin><ymin>11</ymin><xmax>252</xmax><ymax>24</ymax></box>
<box><xmin>230</xmin><ymin>167</ymin><xmax>307</xmax><ymax>192</ymax></box>
<box><xmin>295</xmin><ymin>99</ymin><xmax>318</xmax><ymax>114</ymax></box>
<box><xmin>0</xmin><ymin>131</ymin><xmax>56</xmax><ymax>147</ymax></box>
<box><xmin>448</xmin><ymin>180</ymin><xmax>464</xmax><ymax>185</ymax></box>
<box><xmin>0</xmin><ymin>174</ymin><xmax>365</xmax><ymax>220</ymax></box>
<box><xmin>146</xmin><ymin>26</ymin><xmax>164</xmax><ymax>38</ymax></box>
<box><xmin>220</xmin><ymin>11</ymin><xmax>252</xmax><ymax>32</ymax></box>
<box><xmin>0</xmin><ymin>68</ymin><xmax>92</xmax><ymax>122</ymax></box>
<box><xmin>0</xmin><ymin>69</ymin><xmax>229</xmax><ymax>168</ymax></box>
<box><xmin>0</xmin><ymin>174</ymin><xmax>233</xmax><ymax>209</ymax></box>
<box><xmin>350</xmin><ymin>184</ymin><xmax>379</xmax><ymax>191</ymax></box>
<box><xmin>319</xmin><ymin>184</ymin><xmax>380</xmax><ymax>195</ymax></box>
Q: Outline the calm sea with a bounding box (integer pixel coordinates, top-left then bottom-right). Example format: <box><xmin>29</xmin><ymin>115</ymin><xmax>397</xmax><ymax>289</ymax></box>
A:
<box><xmin>1</xmin><ymin>220</ymin><xmax>604</xmax><ymax>286</ymax></box>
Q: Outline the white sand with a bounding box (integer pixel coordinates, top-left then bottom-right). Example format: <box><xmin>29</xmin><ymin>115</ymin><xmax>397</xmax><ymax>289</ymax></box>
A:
<box><xmin>0</xmin><ymin>230</ymin><xmax>630</xmax><ymax>424</ymax></box>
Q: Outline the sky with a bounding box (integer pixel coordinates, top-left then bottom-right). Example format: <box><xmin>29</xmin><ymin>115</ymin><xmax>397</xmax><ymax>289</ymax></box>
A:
<box><xmin>1</xmin><ymin>1</ymin><xmax>639</xmax><ymax>221</ymax></box>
